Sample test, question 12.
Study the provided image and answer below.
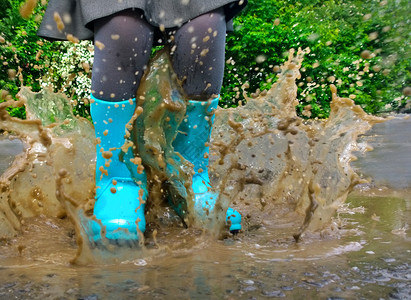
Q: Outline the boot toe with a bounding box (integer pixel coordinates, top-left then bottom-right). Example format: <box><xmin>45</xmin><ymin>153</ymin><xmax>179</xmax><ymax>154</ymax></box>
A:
<box><xmin>226</xmin><ymin>207</ymin><xmax>242</xmax><ymax>232</ymax></box>
<box><xmin>91</xmin><ymin>178</ymin><xmax>146</xmax><ymax>241</ymax></box>
<box><xmin>193</xmin><ymin>191</ymin><xmax>242</xmax><ymax>232</ymax></box>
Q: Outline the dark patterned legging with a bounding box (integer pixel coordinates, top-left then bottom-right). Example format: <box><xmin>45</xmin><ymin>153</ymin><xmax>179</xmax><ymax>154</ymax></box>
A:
<box><xmin>91</xmin><ymin>8</ymin><xmax>226</xmax><ymax>102</ymax></box>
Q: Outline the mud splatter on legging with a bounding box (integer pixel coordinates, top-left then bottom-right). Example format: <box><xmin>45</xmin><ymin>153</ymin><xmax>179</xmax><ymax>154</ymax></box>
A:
<box><xmin>91</xmin><ymin>8</ymin><xmax>226</xmax><ymax>101</ymax></box>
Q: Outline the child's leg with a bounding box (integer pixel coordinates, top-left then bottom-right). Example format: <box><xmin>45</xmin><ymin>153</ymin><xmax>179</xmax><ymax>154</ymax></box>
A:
<box><xmin>170</xmin><ymin>9</ymin><xmax>242</xmax><ymax>232</ymax></box>
<box><xmin>170</xmin><ymin>7</ymin><xmax>227</xmax><ymax>100</ymax></box>
<box><xmin>88</xmin><ymin>9</ymin><xmax>154</xmax><ymax>241</ymax></box>
<box><xmin>92</xmin><ymin>9</ymin><xmax>154</xmax><ymax>101</ymax></box>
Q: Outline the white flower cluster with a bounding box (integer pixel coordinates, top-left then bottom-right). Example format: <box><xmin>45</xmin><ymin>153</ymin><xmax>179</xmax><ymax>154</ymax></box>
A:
<box><xmin>40</xmin><ymin>40</ymin><xmax>94</xmax><ymax>108</ymax></box>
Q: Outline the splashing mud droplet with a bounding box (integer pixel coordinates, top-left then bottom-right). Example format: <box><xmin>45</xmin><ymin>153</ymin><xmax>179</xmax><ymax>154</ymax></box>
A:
<box><xmin>66</xmin><ymin>34</ymin><xmax>79</xmax><ymax>44</ymax></box>
<box><xmin>95</xmin><ymin>41</ymin><xmax>105</xmax><ymax>50</ymax></box>
<box><xmin>7</xmin><ymin>69</ymin><xmax>17</xmax><ymax>80</ymax></box>
<box><xmin>102</xmin><ymin>151</ymin><xmax>112</xmax><ymax>159</ymax></box>
<box><xmin>402</xmin><ymin>87</ymin><xmax>411</xmax><ymax>96</ymax></box>
<box><xmin>53</xmin><ymin>12</ymin><xmax>64</xmax><ymax>32</ymax></box>
<box><xmin>19</xmin><ymin>0</ymin><xmax>38</xmax><ymax>19</ymax></box>
<box><xmin>360</xmin><ymin>50</ymin><xmax>373</xmax><ymax>59</ymax></box>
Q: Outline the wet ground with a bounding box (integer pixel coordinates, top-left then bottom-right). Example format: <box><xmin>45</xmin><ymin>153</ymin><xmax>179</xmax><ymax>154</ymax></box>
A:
<box><xmin>353</xmin><ymin>114</ymin><xmax>411</xmax><ymax>190</ymax></box>
<box><xmin>0</xmin><ymin>115</ymin><xmax>410</xmax><ymax>299</ymax></box>
<box><xmin>0</xmin><ymin>136</ymin><xmax>23</xmax><ymax>175</ymax></box>
<box><xmin>0</xmin><ymin>193</ymin><xmax>409</xmax><ymax>299</ymax></box>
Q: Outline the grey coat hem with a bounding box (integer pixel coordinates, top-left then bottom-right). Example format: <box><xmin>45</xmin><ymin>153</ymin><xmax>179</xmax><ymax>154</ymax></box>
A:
<box><xmin>37</xmin><ymin>0</ymin><xmax>248</xmax><ymax>41</ymax></box>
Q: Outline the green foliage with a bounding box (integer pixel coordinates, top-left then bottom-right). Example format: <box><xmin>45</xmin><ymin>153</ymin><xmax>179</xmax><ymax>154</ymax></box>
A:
<box><xmin>39</xmin><ymin>40</ymin><xmax>94</xmax><ymax>116</ymax></box>
<box><xmin>0</xmin><ymin>0</ymin><xmax>92</xmax><ymax>119</ymax></box>
<box><xmin>223</xmin><ymin>0</ymin><xmax>411</xmax><ymax>117</ymax></box>
<box><xmin>0</xmin><ymin>1</ymin><xmax>11</xmax><ymax>19</ymax></box>
<box><xmin>1</xmin><ymin>0</ymin><xmax>410</xmax><ymax>120</ymax></box>
<box><xmin>0</xmin><ymin>0</ymin><xmax>52</xmax><ymax>118</ymax></box>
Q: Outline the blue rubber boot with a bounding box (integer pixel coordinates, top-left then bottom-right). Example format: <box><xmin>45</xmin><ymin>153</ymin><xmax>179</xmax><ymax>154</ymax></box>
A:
<box><xmin>90</xmin><ymin>95</ymin><xmax>148</xmax><ymax>241</ymax></box>
<box><xmin>173</xmin><ymin>97</ymin><xmax>242</xmax><ymax>232</ymax></box>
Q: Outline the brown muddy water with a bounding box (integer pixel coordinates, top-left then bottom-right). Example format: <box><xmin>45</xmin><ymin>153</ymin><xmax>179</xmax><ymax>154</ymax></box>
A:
<box><xmin>0</xmin><ymin>50</ymin><xmax>410</xmax><ymax>299</ymax></box>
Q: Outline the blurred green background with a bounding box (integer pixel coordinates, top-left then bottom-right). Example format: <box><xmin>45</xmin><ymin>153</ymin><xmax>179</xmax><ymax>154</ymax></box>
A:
<box><xmin>1</xmin><ymin>0</ymin><xmax>410</xmax><ymax>119</ymax></box>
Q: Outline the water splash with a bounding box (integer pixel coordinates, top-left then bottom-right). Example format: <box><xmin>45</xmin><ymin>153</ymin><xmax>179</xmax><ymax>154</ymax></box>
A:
<box><xmin>207</xmin><ymin>48</ymin><xmax>384</xmax><ymax>240</ymax></box>
<box><xmin>0</xmin><ymin>48</ymin><xmax>384</xmax><ymax>263</ymax></box>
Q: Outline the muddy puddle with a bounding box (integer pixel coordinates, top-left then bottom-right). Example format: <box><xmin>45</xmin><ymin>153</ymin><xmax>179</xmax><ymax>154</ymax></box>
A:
<box><xmin>1</xmin><ymin>48</ymin><xmax>410</xmax><ymax>298</ymax></box>
<box><xmin>0</xmin><ymin>191</ymin><xmax>409</xmax><ymax>299</ymax></box>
